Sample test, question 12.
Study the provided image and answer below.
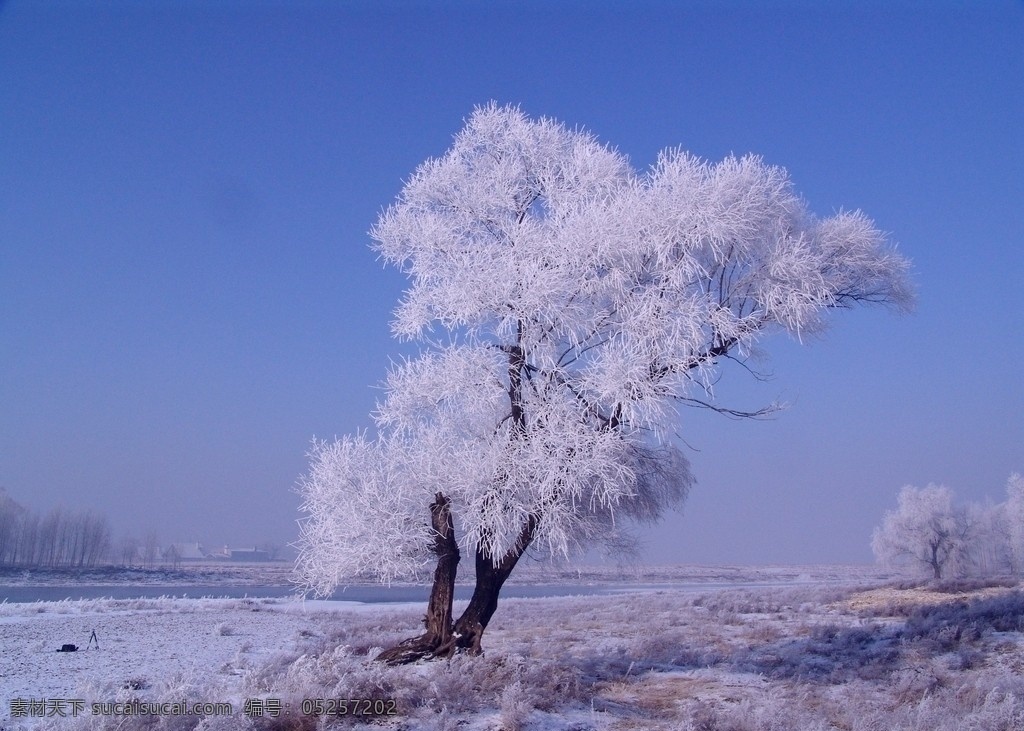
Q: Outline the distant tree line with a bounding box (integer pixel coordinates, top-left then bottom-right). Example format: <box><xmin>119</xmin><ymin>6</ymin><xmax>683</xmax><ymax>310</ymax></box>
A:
<box><xmin>872</xmin><ymin>473</ymin><xmax>1024</xmax><ymax>580</ymax></box>
<box><xmin>0</xmin><ymin>489</ymin><xmax>291</xmax><ymax>570</ymax></box>
<box><xmin>0</xmin><ymin>489</ymin><xmax>111</xmax><ymax>569</ymax></box>
<box><xmin>114</xmin><ymin>531</ymin><xmax>165</xmax><ymax>569</ymax></box>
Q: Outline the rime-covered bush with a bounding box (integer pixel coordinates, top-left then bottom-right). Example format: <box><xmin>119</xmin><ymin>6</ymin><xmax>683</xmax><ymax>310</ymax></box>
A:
<box><xmin>903</xmin><ymin>591</ymin><xmax>1024</xmax><ymax>638</ymax></box>
<box><xmin>730</xmin><ymin>622</ymin><xmax>902</xmax><ymax>683</ymax></box>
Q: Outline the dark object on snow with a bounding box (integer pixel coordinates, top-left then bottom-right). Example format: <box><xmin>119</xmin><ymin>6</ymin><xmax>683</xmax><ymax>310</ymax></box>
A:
<box><xmin>88</xmin><ymin>629</ymin><xmax>99</xmax><ymax>649</ymax></box>
<box><xmin>57</xmin><ymin>644</ymin><xmax>78</xmax><ymax>652</ymax></box>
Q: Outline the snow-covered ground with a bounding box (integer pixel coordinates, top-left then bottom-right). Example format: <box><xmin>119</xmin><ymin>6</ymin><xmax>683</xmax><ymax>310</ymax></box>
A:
<box><xmin>1</xmin><ymin>597</ymin><xmax>356</xmax><ymax>710</ymax></box>
<box><xmin>2</xmin><ymin>571</ymin><xmax>1021</xmax><ymax>730</ymax></box>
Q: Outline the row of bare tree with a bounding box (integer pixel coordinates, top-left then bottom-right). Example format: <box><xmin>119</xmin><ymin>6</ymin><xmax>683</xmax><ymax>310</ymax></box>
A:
<box><xmin>114</xmin><ymin>532</ymin><xmax>167</xmax><ymax>569</ymax></box>
<box><xmin>1</xmin><ymin>490</ymin><xmax>288</xmax><ymax>570</ymax></box>
<box><xmin>0</xmin><ymin>489</ymin><xmax>112</xmax><ymax>569</ymax></box>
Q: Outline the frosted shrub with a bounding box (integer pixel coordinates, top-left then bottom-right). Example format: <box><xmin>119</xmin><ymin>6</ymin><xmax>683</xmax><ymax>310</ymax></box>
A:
<box><xmin>927</xmin><ymin>576</ymin><xmax>1018</xmax><ymax>593</ymax></box>
<box><xmin>691</xmin><ymin>584</ymin><xmax>860</xmax><ymax>616</ymax></box>
<box><xmin>902</xmin><ymin>591</ymin><xmax>1024</xmax><ymax>645</ymax></box>
<box><xmin>954</xmin><ymin>668</ymin><xmax>1024</xmax><ymax>707</ymax></box>
<box><xmin>36</xmin><ymin>669</ymin><xmax>236</xmax><ymax>731</ymax></box>
<box><xmin>276</xmin><ymin>646</ymin><xmax>356</xmax><ymax>696</ymax></box>
<box><xmin>947</xmin><ymin>646</ymin><xmax>983</xmax><ymax>671</ymax></box>
<box><xmin>714</xmin><ymin>697</ymin><xmax>835</xmax><ymax>731</ymax></box>
<box><xmin>243</xmin><ymin>650</ymin><xmax>305</xmax><ymax>694</ymax></box>
<box><xmin>329</xmin><ymin>658</ymin><xmax>399</xmax><ymax>706</ymax></box>
<box><xmin>891</xmin><ymin>666</ymin><xmax>949</xmax><ymax>705</ymax></box>
<box><xmin>627</xmin><ymin>629</ymin><xmax>713</xmax><ymax>671</ymax></box>
<box><xmin>498</xmin><ymin>681</ymin><xmax>532</xmax><ymax>731</ymax></box>
<box><xmin>423</xmin><ymin>653</ymin><xmax>522</xmax><ymax>714</ymax></box>
<box><xmin>885</xmin><ymin>688</ymin><xmax>1024</xmax><ymax>731</ymax></box>
<box><xmin>425</xmin><ymin>655</ymin><xmax>493</xmax><ymax>714</ymax></box>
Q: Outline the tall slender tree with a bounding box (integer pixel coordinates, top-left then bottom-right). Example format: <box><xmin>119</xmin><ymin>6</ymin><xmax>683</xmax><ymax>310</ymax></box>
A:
<box><xmin>297</xmin><ymin>104</ymin><xmax>913</xmax><ymax>662</ymax></box>
<box><xmin>0</xmin><ymin>489</ymin><xmax>27</xmax><ymax>566</ymax></box>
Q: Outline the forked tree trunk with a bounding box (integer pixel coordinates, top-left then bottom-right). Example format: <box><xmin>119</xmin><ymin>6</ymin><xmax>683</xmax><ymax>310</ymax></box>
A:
<box><xmin>376</xmin><ymin>493</ymin><xmax>460</xmax><ymax>665</ymax></box>
<box><xmin>447</xmin><ymin>516</ymin><xmax>537</xmax><ymax>655</ymax></box>
<box><xmin>379</xmin><ymin>335</ymin><xmax>536</xmax><ymax>663</ymax></box>
<box><xmin>376</xmin><ymin>511</ymin><xmax>536</xmax><ymax>664</ymax></box>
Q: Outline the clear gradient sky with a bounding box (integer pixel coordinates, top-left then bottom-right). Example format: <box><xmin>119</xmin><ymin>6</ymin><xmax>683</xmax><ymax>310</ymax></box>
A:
<box><xmin>1</xmin><ymin>1</ymin><xmax>1021</xmax><ymax>564</ymax></box>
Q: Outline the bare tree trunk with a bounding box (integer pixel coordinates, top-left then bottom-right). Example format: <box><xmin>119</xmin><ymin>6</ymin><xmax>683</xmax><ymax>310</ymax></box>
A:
<box><xmin>444</xmin><ymin>516</ymin><xmax>537</xmax><ymax>656</ymax></box>
<box><xmin>929</xmin><ymin>541</ymin><xmax>944</xmax><ymax>579</ymax></box>
<box><xmin>376</xmin><ymin>493</ymin><xmax>460</xmax><ymax>665</ymax></box>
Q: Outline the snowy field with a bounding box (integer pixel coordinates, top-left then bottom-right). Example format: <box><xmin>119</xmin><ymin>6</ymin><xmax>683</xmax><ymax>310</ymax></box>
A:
<box><xmin>2</xmin><ymin>571</ymin><xmax>1023</xmax><ymax>730</ymax></box>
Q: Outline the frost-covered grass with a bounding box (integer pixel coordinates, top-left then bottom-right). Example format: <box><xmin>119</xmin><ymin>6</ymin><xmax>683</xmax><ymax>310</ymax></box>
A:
<box><xmin>0</xmin><ymin>562</ymin><xmax>296</xmax><ymax>588</ymax></box>
<box><xmin>6</xmin><ymin>579</ymin><xmax>1023</xmax><ymax>730</ymax></box>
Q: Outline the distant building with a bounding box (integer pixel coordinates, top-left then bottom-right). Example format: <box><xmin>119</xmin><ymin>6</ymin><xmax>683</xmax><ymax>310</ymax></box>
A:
<box><xmin>227</xmin><ymin>547</ymin><xmax>271</xmax><ymax>562</ymax></box>
<box><xmin>213</xmin><ymin>545</ymin><xmax>272</xmax><ymax>562</ymax></box>
<box><xmin>167</xmin><ymin>542</ymin><xmax>208</xmax><ymax>561</ymax></box>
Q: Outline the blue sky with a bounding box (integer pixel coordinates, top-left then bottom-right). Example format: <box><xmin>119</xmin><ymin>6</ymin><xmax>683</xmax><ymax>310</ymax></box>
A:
<box><xmin>1</xmin><ymin>1</ymin><xmax>1021</xmax><ymax>564</ymax></box>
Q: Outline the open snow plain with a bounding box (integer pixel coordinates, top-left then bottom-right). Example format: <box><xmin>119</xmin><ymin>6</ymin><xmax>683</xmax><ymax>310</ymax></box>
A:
<box><xmin>2</xmin><ymin>567</ymin><xmax>1022</xmax><ymax>730</ymax></box>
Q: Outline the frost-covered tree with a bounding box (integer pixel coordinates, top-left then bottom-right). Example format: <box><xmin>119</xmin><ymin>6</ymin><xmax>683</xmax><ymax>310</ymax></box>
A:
<box><xmin>1006</xmin><ymin>472</ymin><xmax>1024</xmax><ymax>574</ymax></box>
<box><xmin>872</xmin><ymin>484</ymin><xmax>973</xmax><ymax>579</ymax></box>
<box><xmin>297</xmin><ymin>103</ymin><xmax>913</xmax><ymax>662</ymax></box>
<box><xmin>967</xmin><ymin>498</ymin><xmax>1013</xmax><ymax>576</ymax></box>
<box><xmin>873</xmin><ymin>475</ymin><xmax>1023</xmax><ymax>579</ymax></box>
